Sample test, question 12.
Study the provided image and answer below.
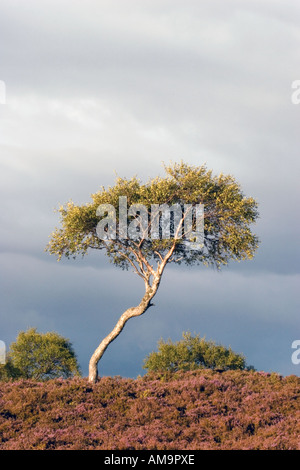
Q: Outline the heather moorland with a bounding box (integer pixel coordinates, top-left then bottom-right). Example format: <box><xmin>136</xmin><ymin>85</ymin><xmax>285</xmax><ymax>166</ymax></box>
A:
<box><xmin>0</xmin><ymin>369</ymin><xmax>299</xmax><ymax>450</ymax></box>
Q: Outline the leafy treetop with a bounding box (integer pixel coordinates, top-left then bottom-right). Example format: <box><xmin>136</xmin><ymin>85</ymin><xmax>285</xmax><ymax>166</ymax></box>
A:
<box><xmin>46</xmin><ymin>162</ymin><xmax>259</xmax><ymax>275</ymax></box>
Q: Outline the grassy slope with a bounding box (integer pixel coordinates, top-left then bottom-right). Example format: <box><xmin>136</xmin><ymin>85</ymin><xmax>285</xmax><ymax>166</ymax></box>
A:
<box><xmin>0</xmin><ymin>369</ymin><xmax>299</xmax><ymax>450</ymax></box>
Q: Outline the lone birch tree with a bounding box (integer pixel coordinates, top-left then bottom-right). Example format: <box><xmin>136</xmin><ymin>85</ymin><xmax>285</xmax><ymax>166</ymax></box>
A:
<box><xmin>46</xmin><ymin>162</ymin><xmax>259</xmax><ymax>383</ymax></box>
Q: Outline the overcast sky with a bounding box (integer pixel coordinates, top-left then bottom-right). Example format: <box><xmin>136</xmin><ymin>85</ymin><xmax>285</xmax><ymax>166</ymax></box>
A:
<box><xmin>0</xmin><ymin>0</ymin><xmax>299</xmax><ymax>378</ymax></box>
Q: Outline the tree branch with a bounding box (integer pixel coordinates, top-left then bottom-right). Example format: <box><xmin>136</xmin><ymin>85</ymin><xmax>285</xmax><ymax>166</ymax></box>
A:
<box><xmin>118</xmin><ymin>250</ymin><xmax>147</xmax><ymax>281</ymax></box>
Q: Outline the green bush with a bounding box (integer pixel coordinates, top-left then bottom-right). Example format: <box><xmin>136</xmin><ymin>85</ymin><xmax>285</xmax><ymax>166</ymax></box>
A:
<box><xmin>143</xmin><ymin>332</ymin><xmax>253</xmax><ymax>373</ymax></box>
<box><xmin>2</xmin><ymin>328</ymin><xmax>81</xmax><ymax>381</ymax></box>
<box><xmin>0</xmin><ymin>357</ymin><xmax>21</xmax><ymax>381</ymax></box>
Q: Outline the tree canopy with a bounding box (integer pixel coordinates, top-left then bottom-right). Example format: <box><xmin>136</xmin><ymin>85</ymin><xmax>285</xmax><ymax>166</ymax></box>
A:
<box><xmin>6</xmin><ymin>328</ymin><xmax>81</xmax><ymax>381</ymax></box>
<box><xmin>143</xmin><ymin>332</ymin><xmax>253</xmax><ymax>373</ymax></box>
<box><xmin>46</xmin><ymin>162</ymin><xmax>259</xmax><ymax>271</ymax></box>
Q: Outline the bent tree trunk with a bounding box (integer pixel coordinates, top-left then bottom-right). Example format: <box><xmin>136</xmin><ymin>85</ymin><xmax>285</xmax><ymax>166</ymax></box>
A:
<box><xmin>88</xmin><ymin>277</ymin><xmax>160</xmax><ymax>383</ymax></box>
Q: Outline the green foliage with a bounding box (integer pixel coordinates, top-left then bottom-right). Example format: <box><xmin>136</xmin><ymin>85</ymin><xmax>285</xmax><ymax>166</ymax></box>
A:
<box><xmin>46</xmin><ymin>161</ymin><xmax>259</xmax><ymax>270</ymax></box>
<box><xmin>143</xmin><ymin>332</ymin><xmax>253</xmax><ymax>373</ymax></box>
<box><xmin>6</xmin><ymin>328</ymin><xmax>81</xmax><ymax>381</ymax></box>
<box><xmin>0</xmin><ymin>358</ymin><xmax>21</xmax><ymax>381</ymax></box>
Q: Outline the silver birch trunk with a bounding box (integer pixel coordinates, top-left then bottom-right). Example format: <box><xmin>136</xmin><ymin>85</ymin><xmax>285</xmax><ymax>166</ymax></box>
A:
<box><xmin>88</xmin><ymin>275</ymin><xmax>161</xmax><ymax>383</ymax></box>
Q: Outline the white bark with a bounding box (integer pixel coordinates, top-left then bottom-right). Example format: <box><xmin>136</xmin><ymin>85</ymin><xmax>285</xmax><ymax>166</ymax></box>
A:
<box><xmin>88</xmin><ymin>243</ymin><xmax>176</xmax><ymax>383</ymax></box>
<box><xmin>88</xmin><ymin>276</ymin><xmax>160</xmax><ymax>383</ymax></box>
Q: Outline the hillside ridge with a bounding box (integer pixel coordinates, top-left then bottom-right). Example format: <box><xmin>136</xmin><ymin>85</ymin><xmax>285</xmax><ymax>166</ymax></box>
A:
<box><xmin>0</xmin><ymin>369</ymin><xmax>299</xmax><ymax>450</ymax></box>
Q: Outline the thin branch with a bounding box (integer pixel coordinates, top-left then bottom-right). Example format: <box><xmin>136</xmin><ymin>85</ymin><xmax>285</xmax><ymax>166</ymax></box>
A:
<box><xmin>118</xmin><ymin>250</ymin><xmax>147</xmax><ymax>281</ymax></box>
<box><xmin>158</xmin><ymin>240</ymin><xmax>176</xmax><ymax>275</ymax></box>
<box><xmin>113</xmin><ymin>240</ymin><xmax>147</xmax><ymax>280</ymax></box>
<box><xmin>126</xmin><ymin>244</ymin><xmax>149</xmax><ymax>277</ymax></box>
<box><xmin>154</xmin><ymin>250</ymin><xmax>163</xmax><ymax>262</ymax></box>
<box><xmin>173</xmin><ymin>256</ymin><xmax>184</xmax><ymax>263</ymax></box>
